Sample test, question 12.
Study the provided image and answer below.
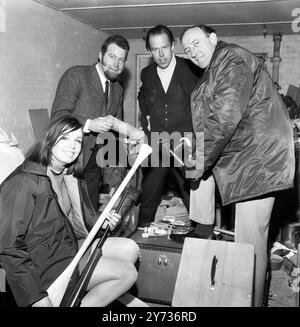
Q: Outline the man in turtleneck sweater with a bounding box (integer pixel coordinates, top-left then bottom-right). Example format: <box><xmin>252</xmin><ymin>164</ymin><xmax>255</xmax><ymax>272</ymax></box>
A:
<box><xmin>137</xmin><ymin>25</ymin><xmax>215</xmax><ymax>238</ymax></box>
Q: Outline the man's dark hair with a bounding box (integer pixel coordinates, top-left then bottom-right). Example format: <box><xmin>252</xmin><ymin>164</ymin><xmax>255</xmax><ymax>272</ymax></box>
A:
<box><xmin>101</xmin><ymin>35</ymin><xmax>130</xmax><ymax>58</ymax></box>
<box><xmin>180</xmin><ymin>24</ymin><xmax>216</xmax><ymax>42</ymax></box>
<box><xmin>27</xmin><ymin>116</ymin><xmax>84</xmax><ymax>177</ymax></box>
<box><xmin>145</xmin><ymin>25</ymin><xmax>175</xmax><ymax>51</ymax></box>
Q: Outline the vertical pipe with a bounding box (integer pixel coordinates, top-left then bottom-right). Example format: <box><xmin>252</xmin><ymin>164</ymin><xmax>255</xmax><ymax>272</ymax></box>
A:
<box><xmin>270</xmin><ymin>33</ymin><xmax>282</xmax><ymax>87</ymax></box>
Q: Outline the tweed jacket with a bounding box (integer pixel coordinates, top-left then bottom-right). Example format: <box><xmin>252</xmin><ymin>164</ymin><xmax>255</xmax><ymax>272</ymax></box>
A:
<box><xmin>51</xmin><ymin>64</ymin><xmax>123</xmax><ymax>166</ymax></box>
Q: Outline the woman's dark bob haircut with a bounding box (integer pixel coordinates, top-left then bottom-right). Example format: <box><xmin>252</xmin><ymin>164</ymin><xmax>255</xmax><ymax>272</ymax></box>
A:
<box><xmin>27</xmin><ymin>116</ymin><xmax>84</xmax><ymax>177</ymax></box>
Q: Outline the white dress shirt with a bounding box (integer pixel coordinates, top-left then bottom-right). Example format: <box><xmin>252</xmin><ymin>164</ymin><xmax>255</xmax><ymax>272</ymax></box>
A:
<box><xmin>84</xmin><ymin>63</ymin><xmax>110</xmax><ymax>133</ymax></box>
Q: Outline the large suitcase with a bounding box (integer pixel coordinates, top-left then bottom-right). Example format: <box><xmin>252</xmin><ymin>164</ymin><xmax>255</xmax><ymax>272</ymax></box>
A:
<box><xmin>130</xmin><ymin>230</ymin><xmax>183</xmax><ymax>306</ymax></box>
<box><xmin>172</xmin><ymin>238</ymin><xmax>254</xmax><ymax>307</ymax></box>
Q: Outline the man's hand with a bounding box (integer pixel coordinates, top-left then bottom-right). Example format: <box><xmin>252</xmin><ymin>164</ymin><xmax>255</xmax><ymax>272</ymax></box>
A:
<box><xmin>101</xmin><ymin>210</ymin><xmax>121</xmax><ymax>231</ymax></box>
<box><xmin>89</xmin><ymin>117</ymin><xmax>114</xmax><ymax>133</ymax></box>
<box><xmin>32</xmin><ymin>296</ymin><xmax>54</xmax><ymax>307</ymax></box>
<box><xmin>128</xmin><ymin>129</ymin><xmax>145</xmax><ymax>155</ymax></box>
<box><xmin>189</xmin><ymin>177</ymin><xmax>202</xmax><ymax>190</ymax></box>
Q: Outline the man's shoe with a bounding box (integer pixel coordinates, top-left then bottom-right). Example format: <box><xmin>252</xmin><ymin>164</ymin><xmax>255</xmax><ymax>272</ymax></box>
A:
<box><xmin>137</xmin><ymin>222</ymin><xmax>152</xmax><ymax>228</ymax></box>
<box><xmin>189</xmin><ymin>231</ymin><xmax>216</xmax><ymax>240</ymax></box>
<box><xmin>170</xmin><ymin>230</ymin><xmax>215</xmax><ymax>243</ymax></box>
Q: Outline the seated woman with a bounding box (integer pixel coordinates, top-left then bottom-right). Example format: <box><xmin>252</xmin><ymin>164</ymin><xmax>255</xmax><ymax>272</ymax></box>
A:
<box><xmin>0</xmin><ymin>116</ymin><xmax>139</xmax><ymax>307</ymax></box>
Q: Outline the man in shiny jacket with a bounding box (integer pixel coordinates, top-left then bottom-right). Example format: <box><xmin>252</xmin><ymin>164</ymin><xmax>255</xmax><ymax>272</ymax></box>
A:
<box><xmin>181</xmin><ymin>24</ymin><xmax>295</xmax><ymax>306</ymax></box>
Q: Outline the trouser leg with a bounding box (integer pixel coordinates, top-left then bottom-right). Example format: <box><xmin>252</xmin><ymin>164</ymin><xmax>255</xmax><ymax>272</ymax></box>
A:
<box><xmin>189</xmin><ymin>174</ymin><xmax>215</xmax><ymax>224</ymax></box>
<box><xmin>83</xmin><ymin>144</ymin><xmax>102</xmax><ymax>211</ymax></box>
<box><xmin>138</xmin><ymin>167</ymin><xmax>168</xmax><ymax>226</ymax></box>
<box><xmin>188</xmin><ymin>175</ymin><xmax>216</xmax><ymax>237</ymax></box>
<box><xmin>169</xmin><ymin>167</ymin><xmax>190</xmax><ymax>211</ymax></box>
<box><xmin>234</xmin><ymin>196</ymin><xmax>275</xmax><ymax>307</ymax></box>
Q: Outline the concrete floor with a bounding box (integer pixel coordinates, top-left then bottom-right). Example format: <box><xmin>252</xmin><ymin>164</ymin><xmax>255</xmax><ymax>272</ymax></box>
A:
<box><xmin>266</xmin><ymin>265</ymin><xmax>298</xmax><ymax>307</ymax></box>
<box><xmin>145</xmin><ymin>267</ymin><xmax>299</xmax><ymax>307</ymax></box>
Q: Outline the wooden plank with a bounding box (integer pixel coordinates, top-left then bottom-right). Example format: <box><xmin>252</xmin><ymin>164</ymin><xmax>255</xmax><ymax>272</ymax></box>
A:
<box><xmin>297</xmin><ymin>243</ymin><xmax>300</xmax><ymax>307</ymax></box>
<box><xmin>0</xmin><ymin>268</ymin><xmax>6</xmax><ymax>292</ymax></box>
<box><xmin>287</xmin><ymin>84</ymin><xmax>298</xmax><ymax>101</ymax></box>
<box><xmin>172</xmin><ymin>238</ymin><xmax>254</xmax><ymax>307</ymax></box>
<box><xmin>28</xmin><ymin>108</ymin><xmax>50</xmax><ymax>142</ymax></box>
<box><xmin>296</xmin><ymin>86</ymin><xmax>300</xmax><ymax>107</ymax></box>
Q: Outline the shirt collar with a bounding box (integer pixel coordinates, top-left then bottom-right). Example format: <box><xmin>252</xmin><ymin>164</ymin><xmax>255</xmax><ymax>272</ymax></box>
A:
<box><xmin>96</xmin><ymin>63</ymin><xmax>109</xmax><ymax>90</ymax></box>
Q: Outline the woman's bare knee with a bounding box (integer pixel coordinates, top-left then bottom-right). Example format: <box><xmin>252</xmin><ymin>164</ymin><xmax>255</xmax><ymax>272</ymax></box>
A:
<box><xmin>102</xmin><ymin>237</ymin><xmax>140</xmax><ymax>263</ymax></box>
<box><xmin>123</xmin><ymin>262</ymin><xmax>138</xmax><ymax>287</ymax></box>
<box><xmin>124</xmin><ymin>238</ymin><xmax>140</xmax><ymax>263</ymax></box>
<box><xmin>80</xmin><ymin>260</ymin><xmax>138</xmax><ymax>307</ymax></box>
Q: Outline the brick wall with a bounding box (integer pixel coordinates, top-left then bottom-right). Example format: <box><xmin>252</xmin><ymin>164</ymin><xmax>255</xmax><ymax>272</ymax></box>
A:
<box><xmin>0</xmin><ymin>0</ymin><xmax>107</xmax><ymax>152</ymax></box>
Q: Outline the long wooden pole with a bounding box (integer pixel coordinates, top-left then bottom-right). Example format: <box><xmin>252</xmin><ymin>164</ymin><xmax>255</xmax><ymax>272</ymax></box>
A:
<box><xmin>60</xmin><ymin>190</ymin><xmax>129</xmax><ymax>307</ymax></box>
<box><xmin>47</xmin><ymin>144</ymin><xmax>152</xmax><ymax>306</ymax></box>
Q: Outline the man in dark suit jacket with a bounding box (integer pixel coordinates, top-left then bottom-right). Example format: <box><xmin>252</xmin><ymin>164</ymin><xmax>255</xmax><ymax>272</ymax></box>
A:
<box><xmin>51</xmin><ymin>35</ymin><xmax>130</xmax><ymax>210</ymax></box>
<box><xmin>138</xmin><ymin>25</ymin><xmax>214</xmax><ymax>228</ymax></box>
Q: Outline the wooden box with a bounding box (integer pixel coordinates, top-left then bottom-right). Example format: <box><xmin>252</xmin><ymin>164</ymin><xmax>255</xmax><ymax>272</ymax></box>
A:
<box><xmin>130</xmin><ymin>230</ymin><xmax>182</xmax><ymax>306</ymax></box>
<box><xmin>172</xmin><ymin>238</ymin><xmax>254</xmax><ymax>307</ymax></box>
